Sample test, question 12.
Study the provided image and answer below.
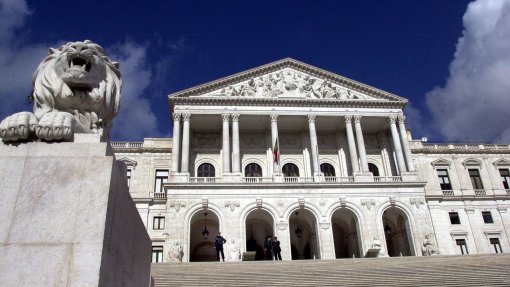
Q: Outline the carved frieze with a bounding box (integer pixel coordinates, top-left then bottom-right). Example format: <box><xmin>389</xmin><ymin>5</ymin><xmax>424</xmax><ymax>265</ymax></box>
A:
<box><xmin>225</xmin><ymin>200</ymin><xmax>240</xmax><ymax>212</ymax></box>
<box><xmin>197</xmin><ymin>68</ymin><xmax>371</xmax><ymax>100</ymax></box>
<box><xmin>276</xmin><ymin>222</ymin><xmax>288</xmax><ymax>231</ymax></box>
<box><xmin>170</xmin><ymin>201</ymin><xmax>186</xmax><ymax>212</ymax></box>
<box><xmin>409</xmin><ymin>197</ymin><xmax>425</xmax><ymax>209</ymax></box>
<box><xmin>361</xmin><ymin>199</ymin><xmax>376</xmax><ymax>210</ymax></box>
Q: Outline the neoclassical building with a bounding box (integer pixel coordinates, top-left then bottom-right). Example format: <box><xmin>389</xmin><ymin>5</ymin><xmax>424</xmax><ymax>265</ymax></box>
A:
<box><xmin>113</xmin><ymin>58</ymin><xmax>510</xmax><ymax>262</ymax></box>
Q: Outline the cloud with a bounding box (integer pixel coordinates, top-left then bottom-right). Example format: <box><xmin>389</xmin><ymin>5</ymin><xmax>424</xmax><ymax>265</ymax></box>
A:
<box><xmin>426</xmin><ymin>0</ymin><xmax>510</xmax><ymax>143</ymax></box>
<box><xmin>108</xmin><ymin>41</ymin><xmax>160</xmax><ymax>140</ymax></box>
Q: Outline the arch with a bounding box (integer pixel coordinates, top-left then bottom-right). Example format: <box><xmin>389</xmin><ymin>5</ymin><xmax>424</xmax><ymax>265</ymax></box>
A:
<box><xmin>320</xmin><ymin>162</ymin><xmax>336</xmax><ymax>176</ymax></box>
<box><xmin>378</xmin><ymin>203</ymin><xmax>415</xmax><ymax>257</ymax></box>
<box><xmin>328</xmin><ymin>204</ymin><xmax>364</xmax><ymax>258</ymax></box>
<box><xmin>189</xmin><ymin>209</ymin><xmax>220</xmax><ymax>261</ymax></box>
<box><xmin>242</xmin><ymin>158</ymin><xmax>267</xmax><ymax>177</ymax></box>
<box><xmin>245</xmin><ymin>209</ymin><xmax>275</xmax><ymax>260</ymax></box>
<box><xmin>244</xmin><ymin>163</ymin><xmax>263</xmax><ymax>177</ymax></box>
<box><xmin>368</xmin><ymin>163</ymin><xmax>380</xmax><ymax>176</ymax></box>
<box><xmin>288</xmin><ymin>208</ymin><xmax>321</xmax><ymax>260</ymax></box>
<box><xmin>197</xmin><ymin>163</ymin><xmax>216</xmax><ymax>177</ymax></box>
<box><xmin>194</xmin><ymin>158</ymin><xmax>219</xmax><ymax>177</ymax></box>
<box><xmin>282</xmin><ymin>163</ymin><xmax>300</xmax><ymax>177</ymax></box>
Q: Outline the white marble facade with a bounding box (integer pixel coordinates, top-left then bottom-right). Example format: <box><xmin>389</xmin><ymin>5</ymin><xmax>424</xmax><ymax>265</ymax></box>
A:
<box><xmin>113</xmin><ymin>59</ymin><xmax>510</xmax><ymax>262</ymax></box>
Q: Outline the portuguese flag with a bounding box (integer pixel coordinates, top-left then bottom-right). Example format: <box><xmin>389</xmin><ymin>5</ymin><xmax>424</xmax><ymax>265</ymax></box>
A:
<box><xmin>273</xmin><ymin>137</ymin><xmax>280</xmax><ymax>165</ymax></box>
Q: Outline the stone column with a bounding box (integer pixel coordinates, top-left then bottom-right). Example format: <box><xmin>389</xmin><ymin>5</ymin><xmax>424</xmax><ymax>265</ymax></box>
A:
<box><xmin>222</xmin><ymin>113</ymin><xmax>231</xmax><ymax>173</ymax></box>
<box><xmin>398</xmin><ymin>116</ymin><xmax>415</xmax><ymax>172</ymax></box>
<box><xmin>232</xmin><ymin>114</ymin><xmax>241</xmax><ymax>173</ymax></box>
<box><xmin>270</xmin><ymin>114</ymin><xmax>282</xmax><ymax>179</ymax></box>
<box><xmin>345</xmin><ymin>116</ymin><xmax>359</xmax><ymax>174</ymax></box>
<box><xmin>171</xmin><ymin>113</ymin><xmax>181</xmax><ymax>173</ymax></box>
<box><xmin>180</xmin><ymin>113</ymin><xmax>191</xmax><ymax>173</ymax></box>
<box><xmin>389</xmin><ymin>115</ymin><xmax>407</xmax><ymax>174</ymax></box>
<box><xmin>354</xmin><ymin>115</ymin><xmax>369</xmax><ymax>172</ymax></box>
<box><xmin>308</xmin><ymin>114</ymin><xmax>320</xmax><ymax>175</ymax></box>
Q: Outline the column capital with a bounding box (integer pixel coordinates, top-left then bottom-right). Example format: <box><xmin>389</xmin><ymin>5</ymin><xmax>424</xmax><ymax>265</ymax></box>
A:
<box><xmin>221</xmin><ymin>113</ymin><xmax>230</xmax><ymax>122</ymax></box>
<box><xmin>270</xmin><ymin>114</ymin><xmax>278</xmax><ymax>122</ymax></box>
<box><xmin>182</xmin><ymin>113</ymin><xmax>191</xmax><ymax>121</ymax></box>
<box><xmin>231</xmin><ymin>113</ymin><xmax>240</xmax><ymax>122</ymax></box>
<box><xmin>344</xmin><ymin>115</ymin><xmax>352</xmax><ymax>124</ymax></box>
<box><xmin>388</xmin><ymin>115</ymin><xmax>397</xmax><ymax>124</ymax></box>
<box><xmin>353</xmin><ymin>115</ymin><xmax>362</xmax><ymax>124</ymax></box>
<box><xmin>172</xmin><ymin>113</ymin><xmax>181</xmax><ymax>122</ymax></box>
<box><xmin>398</xmin><ymin>115</ymin><xmax>406</xmax><ymax>124</ymax></box>
<box><xmin>307</xmin><ymin>114</ymin><xmax>316</xmax><ymax>123</ymax></box>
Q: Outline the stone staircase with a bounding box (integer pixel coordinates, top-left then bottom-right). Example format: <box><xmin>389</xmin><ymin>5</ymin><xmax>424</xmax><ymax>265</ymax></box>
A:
<box><xmin>151</xmin><ymin>254</ymin><xmax>510</xmax><ymax>286</ymax></box>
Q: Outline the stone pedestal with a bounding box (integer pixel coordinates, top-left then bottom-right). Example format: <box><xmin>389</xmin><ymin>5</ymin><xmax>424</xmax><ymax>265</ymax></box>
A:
<box><xmin>354</xmin><ymin>172</ymin><xmax>374</xmax><ymax>182</ymax></box>
<box><xmin>0</xmin><ymin>140</ymin><xmax>151</xmax><ymax>286</ymax></box>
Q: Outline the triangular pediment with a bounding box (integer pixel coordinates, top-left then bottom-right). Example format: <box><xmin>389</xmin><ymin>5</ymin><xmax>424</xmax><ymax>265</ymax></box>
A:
<box><xmin>118</xmin><ymin>157</ymin><xmax>137</xmax><ymax>168</ymax></box>
<box><xmin>169</xmin><ymin>58</ymin><xmax>407</xmax><ymax>105</ymax></box>
<box><xmin>431</xmin><ymin>158</ymin><xmax>451</xmax><ymax>167</ymax></box>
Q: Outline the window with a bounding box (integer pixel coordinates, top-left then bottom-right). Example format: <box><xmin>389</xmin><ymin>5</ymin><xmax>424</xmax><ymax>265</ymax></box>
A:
<box><xmin>437</xmin><ymin>169</ymin><xmax>452</xmax><ymax>190</ymax></box>
<box><xmin>368</xmin><ymin>163</ymin><xmax>380</xmax><ymax>176</ymax></box>
<box><xmin>282</xmin><ymin>163</ymin><xmax>299</xmax><ymax>177</ymax></box>
<box><xmin>127</xmin><ymin>169</ymin><xmax>132</xmax><ymax>188</ymax></box>
<box><xmin>468</xmin><ymin>169</ymin><xmax>484</xmax><ymax>190</ymax></box>
<box><xmin>449</xmin><ymin>212</ymin><xmax>461</xmax><ymax>224</ymax></box>
<box><xmin>152</xmin><ymin>246</ymin><xmax>163</xmax><ymax>263</ymax></box>
<box><xmin>320</xmin><ymin>163</ymin><xmax>336</xmax><ymax>177</ymax></box>
<box><xmin>482</xmin><ymin>211</ymin><xmax>494</xmax><ymax>224</ymax></box>
<box><xmin>500</xmin><ymin>169</ymin><xmax>510</xmax><ymax>189</ymax></box>
<box><xmin>154</xmin><ymin>170</ymin><xmax>168</xmax><ymax>193</ymax></box>
<box><xmin>456</xmin><ymin>239</ymin><xmax>469</xmax><ymax>254</ymax></box>
<box><xmin>245</xmin><ymin>163</ymin><xmax>262</xmax><ymax>177</ymax></box>
<box><xmin>153</xmin><ymin>216</ymin><xmax>165</xmax><ymax>230</ymax></box>
<box><xmin>490</xmin><ymin>238</ymin><xmax>503</xmax><ymax>253</ymax></box>
<box><xmin>197</xmin><ymin>163</ymin><xmax>215</xmax><ymax>177</ymax></box>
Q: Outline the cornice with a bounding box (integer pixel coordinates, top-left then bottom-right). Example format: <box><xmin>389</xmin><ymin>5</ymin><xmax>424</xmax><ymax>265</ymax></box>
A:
<box><xmin>168</xmin><ymin>58</ymin><xmax>408</xmax><ymax>110</ymax></box>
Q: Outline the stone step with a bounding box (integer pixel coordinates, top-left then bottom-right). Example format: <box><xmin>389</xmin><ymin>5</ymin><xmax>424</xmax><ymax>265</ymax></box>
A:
<box><xmin>151</xmin><ymin>254</ymin><xmax>510</xmax><ymax>286</ymax></box>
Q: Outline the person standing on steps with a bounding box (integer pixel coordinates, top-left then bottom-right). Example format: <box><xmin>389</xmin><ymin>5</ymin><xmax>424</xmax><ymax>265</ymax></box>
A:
<box><xmin>264</xmin><ymin>236</ymin><xmax>273</xmax><ymax>260</ymax></box>
<box><xmin>272</xmin><ymin>237</ymin><xmax>282</xmax><ymax>261</ymax></box>
<box><xmin>214</xmin><ymin>232</ymin><xmax>227</xmax><ymax>262</ymax></box>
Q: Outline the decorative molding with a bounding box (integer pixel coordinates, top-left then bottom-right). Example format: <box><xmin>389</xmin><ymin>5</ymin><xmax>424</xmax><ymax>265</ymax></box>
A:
<box><xmin>225</xmin><ymin>200</ymin><xmax>240</xmax><ymax>212</ymax></box>
<box><xmin>388</xmin><ymin>115</ymin><xmax>397</xmax><ymax>125</ymax></box>
<box><xmin>231</xmin><ymin>113</ymin><xmax>240</xmax><ymax>122</ymax></box>
<box><xmin>462</xmin><ymin>158</ymin><xmax>483</xmax><ymax>168</ymax></box>
<box><xmin>409</xmin><ymin>197</ymin><xmax>425</xmax><ymax>209</ymax></box>
<box><xmin>389</xmin><ymin>197</ymin><xmax>396</xmax><ymax>206</ymax></box>
<box><xmin>353</xmin><ymin>115</ymin><xmax>362</xmax><ymax>124</ymax></box>
<box><xmin>361</xmin><ymin>199</ymin><xmax>376</xmax><ymax>210</ymax></box>
<box><xmin>202</xmin><ymin>198</ymin><xmax>208</xmax><ymax>209</ymax></box>
<box><xmin>493</xmin><ymin>158</ymin><xmax>510</xmax><ymax>167</ymax></box>
<box><xmin>318</xmin><ymin>199</ymin><xmax>326</xmax><ymax>207</ymax></box>
<box><xmin>256</xmin><ymin>198</ymin><xmax>262</xmax><ymax>208</ymax></box>
<box><xmin>270</xmin><ymin>114</ymin><xmax>278</xmax><ymax>122</ymax></box>
<box><xmin>172</xmin><ymin>113</ymin><xmax>181</xmax><ymax>122</ymax></box>
<box><xmin>397</xmin><ymin>115</ymin><xmax>406</xmax><ymax>124</ymax></box>
<box><xmin>298</xmin><ymin>197</ymin><xmax>305</xmax><ymax>208</ymax></box>
<box><xmin>320</xmin><ymin>222</ymin><xmax>330</xmax><ymax>230</ymax></box>
<box><xmin>221</xmin><ymin>113</ymin><xmax>230</xmax><ymax>121</ymax></box>
<box><xmin>431</xmin><ymin>158</ymin><xmax>451</xmax><ymax>168</ymax></box>
<box><xmin>339</xmin><ymin>196</ymin><xmax>346</xmax><ymax>207</ymax></box>
<box><xmin>276</xmin><ymin>222</ymin><xmax>288</xmax><ymax>231</ymax></box>
<box><xmin>307</xmin><ymin>114</ymin><xmax>316</xmax><ymax>123</ymax></box>
<box><xmin>344</xmin><ymin>115</ymin><xmax>352</xmax><ymax>124</ymax></box>
<box><xmin>182</xmin><ymin>113</ymin><xmax>191</xmax><ymax>121</ymax></box>
<box><xmin>170</xmin><ymin>201</ymin><xmax>186</xmax><ymax>212</ymax></box>
<box><xmin>118</xmin><ymin>157</ymin><xmax>137</xmax><ymax>168</ymax></box>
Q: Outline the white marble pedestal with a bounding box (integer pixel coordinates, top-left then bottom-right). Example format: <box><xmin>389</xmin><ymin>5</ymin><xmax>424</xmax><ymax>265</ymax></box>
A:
<box><xmin>0</xmin><ymin>139</ymin><xmax>151</xmax><ymax>286</ymax></box>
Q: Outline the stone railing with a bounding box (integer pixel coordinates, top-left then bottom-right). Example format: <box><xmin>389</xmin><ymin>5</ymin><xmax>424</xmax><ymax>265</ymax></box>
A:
<box><xmin>374</xmin><ymin>176</ymin><xmax>403</xmax><ymax>182</ymax></box>
<box><xmin>324</xmin><ymin>176</ymin><xmax>355</xmax><ymax>183</ymax></box>
<box><xmin>153</xmin><ymin>192</ymin><xmax>167</xmax><ymax>199</ymax></box>
<box><xmin>430</xmin><ymin>189</ymin><xmax>510</xmax><ymax>198</ymax></box>
<box><xmin>413</xmin><ymin>142</ymin><xmax>510</xmax><ymax>153</ymax></box>
<box><xmin>111</xmin><ymin>141</ymin><xmax>144</xmax><ymax>148</ymax></box>
<box><xmin>189</xmin><ymin>177</ymin><xmax>221</xmax><ymax>183</ymax></box>
<box><xmin>442</xmin><ymin>190</ymin><xmax>454</xmax><ymax>196</ymax></box>
<box><xmin>283</xmin><ymin>177</ymin><xmax>314</xmax><ymax>183</ymax></box>
<box><xmin>474</xmin><ymin>189</ymin><xmax>487</xmax><ymax>196</ymax></box>
<box><xmin>243</xmin><ymin>177</ymin><xmax>274</xmax><ymax>183</ymax></box>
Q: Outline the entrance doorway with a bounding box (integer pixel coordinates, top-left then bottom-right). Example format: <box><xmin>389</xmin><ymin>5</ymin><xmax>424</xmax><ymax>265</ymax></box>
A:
<box><xmin>289</xmin><ymin>209</ymin><xmax>320</xmax><ymax>260</ymax></box>
<box><xmin>382</xmin><ymin>207</ymin><xmax>413</xmax><ymax>257</ymax></box>
<box><xmin>331</xmin><ymin>209</ymin><xmax>361</xmax><ymax>258</ymax></box>
<box><xmin>189</xmin><ymin>210</ymin><xmax>219</xmax><ymax>261</ymax></box>
<box><xmin>245</xmin><ymin>209</ymin><xmax>274</xmax><ymax>260</ymax></box>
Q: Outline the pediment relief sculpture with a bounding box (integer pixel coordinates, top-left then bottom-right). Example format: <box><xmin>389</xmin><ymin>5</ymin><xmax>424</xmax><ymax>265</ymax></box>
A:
<box><xmin>198</xmin><ymin>68</ymin><xmax>376</xmax><ymax>101</ymax></box>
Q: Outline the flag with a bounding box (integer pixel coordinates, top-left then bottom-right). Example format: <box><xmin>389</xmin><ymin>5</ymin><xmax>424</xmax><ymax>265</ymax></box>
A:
<box><xmin>273</xmin><ymin>137</ymin><xmax>280</xmax><ymax>165</ymax></box>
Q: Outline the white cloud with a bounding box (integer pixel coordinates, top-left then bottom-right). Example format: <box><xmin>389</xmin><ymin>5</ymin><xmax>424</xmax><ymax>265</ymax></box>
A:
<box><xmin>108</xmin><ymin>42</ymin><xmax>159</xmax><ymax>140</ymax></box>
<box><xmin>426</xmin><ymin>0</ymin><xmax>510</xmax><ymax>143</ymax></box>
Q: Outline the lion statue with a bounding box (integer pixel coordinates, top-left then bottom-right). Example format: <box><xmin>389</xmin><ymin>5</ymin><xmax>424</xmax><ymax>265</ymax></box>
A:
<box><xmin>0</xmin><ymin>40</ymin><xmax>121</xmax><ymax>142</ymax></box>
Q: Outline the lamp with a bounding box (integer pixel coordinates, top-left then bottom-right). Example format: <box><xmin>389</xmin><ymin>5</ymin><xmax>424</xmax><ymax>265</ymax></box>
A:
<box><xmin>202</xmin><ymin>212</ymin><xmax>209</xmax><ymax>239</ymax></box>
<box><xmin>295</xmin><ymin>211</ymin><xmax>302</xmax><ymax>238</ymax></box>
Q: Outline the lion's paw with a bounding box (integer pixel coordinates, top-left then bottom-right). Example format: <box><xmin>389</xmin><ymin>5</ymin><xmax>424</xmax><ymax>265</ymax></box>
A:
<box><xmin>0</xmin><ymin>112</ymin><xmax>38</xmax><ymax>142</ymax></box>
<box><xmin>36</xmin><ymin>111</ymin><xmax>73</xmax><ymax>141</ymax></box>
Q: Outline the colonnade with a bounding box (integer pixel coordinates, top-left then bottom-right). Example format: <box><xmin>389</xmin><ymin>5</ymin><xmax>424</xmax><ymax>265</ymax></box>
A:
<box><xmin>170</xmin><ymin>113</ymin><xmax>415</xmax><ymax>176</ymax></box>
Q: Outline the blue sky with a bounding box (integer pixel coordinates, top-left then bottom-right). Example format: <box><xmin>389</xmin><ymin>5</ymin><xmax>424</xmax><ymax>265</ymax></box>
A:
<box><xmin>1</xmin><ymin>0</ymin><xmax>509</xmax><ymax>142</ymax></box>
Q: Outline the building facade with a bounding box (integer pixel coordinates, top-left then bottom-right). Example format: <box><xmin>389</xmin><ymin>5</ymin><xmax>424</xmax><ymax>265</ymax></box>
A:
<box><xmin>113</xmin><ymin>59</ymin><xmax>510</xmax><ymax>262</ymax></box>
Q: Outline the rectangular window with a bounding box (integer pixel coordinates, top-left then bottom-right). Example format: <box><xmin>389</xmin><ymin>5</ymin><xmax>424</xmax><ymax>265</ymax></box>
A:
<box><xmin>456</xmin><ymin>239</ymin><xmax>469</xmax><ymax>254</ymax></box>
<box><xmin>153</xmin><ymin>216</ymin><xmax>165</xmax><ymax>230</ymax></box>
<box><xmin>500</xmin><ymin>169</ymin><xmax>510</xmax><ymax>189</ymax></box>
<box><xmin>154</xmin><ymin>170</ymin><xmax>168</xmax><ymax>193</ymax></box>
<box><xmin>127</xmin><ymin>169</ymin><xmax>132</xmax><ymax>188</ymax></box>
<box><xmin>490</xmin><ymin>238</ymin><xmax>503</xmax><ymax>253</ymax></box>
<box><xmin>449</xmin><ymin>212</ymin><xmax>461</xmax><ymax>224</ymax></box>
<box><xmin>482</xmin><ymin>211</ymin><xmax>494</xmax><ymax>224</ymax></box>
<box><xmin>152</xmin><ymin>246</ymin><xmax>163</xmax><ymax>263</ymax></box>
<box><xmin>437</xmin><ymin>169</ymin><xmax>452</xmax><ymax>190</ymax></box>
<box><xmin>468</xmin><ymin>169</ymin><xmax>484</xmax><ymax>190</ymax></box>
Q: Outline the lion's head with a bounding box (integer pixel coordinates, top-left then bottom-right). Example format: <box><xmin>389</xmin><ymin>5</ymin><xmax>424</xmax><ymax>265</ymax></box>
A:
<box><xmin>32</xmin><ymin>40</ymin><xmax>122</xmax><ymax>137</ymax></box>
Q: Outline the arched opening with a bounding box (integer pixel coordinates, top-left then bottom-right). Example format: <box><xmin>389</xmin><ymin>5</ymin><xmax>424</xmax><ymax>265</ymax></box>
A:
<box><xmin>368</xmin><ymin>163</ymin><xmax>380</xmax><ymax>176</ymax></box>
<box><xmin>189</xmin><ymin>210</ymin><xmax>220</xmax><ymax>262</ymax></box>
<box><xmin>320</xmin><ymin>163</ymin><xmax>336</xmax><ymax>176</ymax></box>
<box><xmin>382</xmin><ymin>207</ymin><xmax>413</xmax><ymax>257</ymax></box>
<box><xmin>282</xmin><ymin>163</ymin><xmax>300</xmax><ymax>177</ymax></box>
<box><xmin>197</xmin><ymin>163</ymin><xmax>215</xmax><ymax>177</ymax></box>
<box><xmin>245</xmin><ymin>163</ymin><xmax>262</xmax><ymax>177</ymax></box>
<box><xmin>331</xmin><ymin>208</ymin><xmax>361</xmax><ymax>258</ymax></box>
<box><xmin>245</xmin><ymin>209</ymin><xmax>274</xmax><ymax>260</ymax></box>
<box><xmin>289</xmin><ymin>209</ymin><xmax>320</xmax><ymax>260</ymax></box>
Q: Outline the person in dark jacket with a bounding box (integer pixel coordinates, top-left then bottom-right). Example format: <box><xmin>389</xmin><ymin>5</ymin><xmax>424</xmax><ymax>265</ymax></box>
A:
<box><xmin>214</xmin><ymin>232</ymin><xmax>227</xmax><ymax>261</ymax></box>
<box><xmin>272</xmin><ymin>236</ymin><xmax>282</xmax><ymax>260</ymax></box>
<box><xmin>264</xmin><ymin>236</ymin><xmax>273</xmax><ymax>260</ymax></box>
